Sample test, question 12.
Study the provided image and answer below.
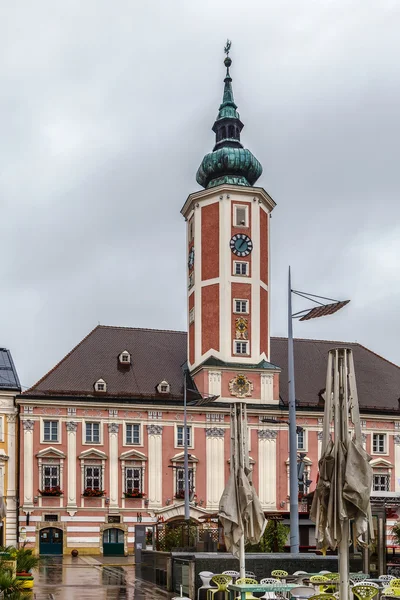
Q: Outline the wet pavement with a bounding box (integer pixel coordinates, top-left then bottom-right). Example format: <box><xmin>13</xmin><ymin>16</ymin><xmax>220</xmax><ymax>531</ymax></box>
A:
<box><xmin>32</xmin><ymin>556</ymin><xmax>173</xmax><ymax>600</ymax></box>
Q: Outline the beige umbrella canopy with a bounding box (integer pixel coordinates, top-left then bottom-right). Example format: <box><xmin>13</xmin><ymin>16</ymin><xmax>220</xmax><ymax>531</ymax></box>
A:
<box><xmin>219</xmin><ymin>402</ymin><xmax>267</xmax><ymax>577</ymax></box>
<box><xmin>311</xmin><ymin>348</ymin><xmax>373</xmax><ymax>600</ymax></box>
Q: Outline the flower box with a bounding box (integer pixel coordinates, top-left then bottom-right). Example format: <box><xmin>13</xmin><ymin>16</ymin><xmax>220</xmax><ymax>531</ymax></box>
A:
<box><xmin>175</xmin><ymin>491</ymin><xmax>185</xmax><ymax>499</ymax></box>
<box><xmin>39</xmin><ymin>486</ymin><xmax>63</xmax><ymax>497</ymax></box>
<box><xmin>82</xmin><ymin>488</ymin><xmax>105</xmax><ymax>497</ymax></box>
<box><xmin>124</xmin><ymin>490</ymin><xmax>145</xmax><ymax>499</ymax></box>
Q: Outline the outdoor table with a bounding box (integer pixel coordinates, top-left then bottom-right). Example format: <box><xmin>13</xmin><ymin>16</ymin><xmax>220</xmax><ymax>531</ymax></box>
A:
<box><xmin>228</xmin><ymin>583</ymin><xmax>296</xmax><ymax>600</ymax></box>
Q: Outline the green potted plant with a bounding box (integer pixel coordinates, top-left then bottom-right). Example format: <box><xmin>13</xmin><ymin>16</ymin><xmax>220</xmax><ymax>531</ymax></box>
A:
<box><xmin>15</xmin><ymin>547</ymin><xmax>39</xmax><ymax>590</ymax></box>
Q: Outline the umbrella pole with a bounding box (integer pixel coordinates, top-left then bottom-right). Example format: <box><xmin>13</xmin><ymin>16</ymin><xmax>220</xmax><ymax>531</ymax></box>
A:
<box><xmin>239</xmin><ymin>534</ymin><xmax>245</xmax><ymax>578</ymax></box>
<box><xmin>339</xmin><ymin>519</ymin><xmax>349</xmax><ymax>600</ymax></box>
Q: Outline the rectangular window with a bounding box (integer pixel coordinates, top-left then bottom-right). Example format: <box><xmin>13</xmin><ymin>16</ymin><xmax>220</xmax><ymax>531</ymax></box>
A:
<box><xmin>85</xmin><ymin>422</ymin><xmax>100</xmax><ymax>443</ymax></box>
<box><xmin>126</xmin><ymin>423</ymin><xmax>141</xmax><ymax>445</ymax></box>
<box><xmin>234</xmin><ymin>261</ymin><xmax>249</xmax><ymax>276</ymax></box>
<box><xmin>42</xmin><ymin>465</ymin><xmax>60</xmax><ymax>489</ymax></box>
<box><xmin>233</xmin><ymin>299</ymin><xmax>249</xmax><ymax>314</ymax></box>
<box><xmin>373</xmin><ymin>474</ymin><xmax>390</xmax><ymax>491</ymax></box>
<box><xmin>297</xmin><ymin>430</ymin><xmax>305</xmax><ymax>450</ymax></box>
<box><xmin>188</xmin><ymin>273</ymin><xmax>194</xmax><ymax>289</ymax></box>
<box><xmin>175</xmin><ymin>467</ymin><xmax>194</xmax><ymax>497</ymax></box>
<box><xmin>372</xmin><ymin>433</ymin><xmax>386</xmax><ymax>454</ymax></box>
<box><xmin>189</xmin><ymin>219</ymin><xmax>194</xmax><ymax>241</ymax></box>
<box><xmin>67</xmin><ymin>407</ymin><xmax>76</xmax><ymax>416</ymax></box>
<box><xmin>234</xmin><ymin>341</ymin><xmax>249</xmax><ymax>355</ymax></box>
<box><xmin>177</xmin><ymin>425</ymin><xmax>191</xmax><ymax>447</ymax></box>
<box><xmin>189</xmin><ymin>308</ymin><xmax>195</xmax><ymax>324</ymax></box>
<box><xmin>234</xmin><ymin>205</ymin><xmax>248</xmax><ymax>227</ymax></box>
<box><xmin>125</xmin><ymin>467</ymin><xmax>143</xmax><ymax>493</ymax></box>
<box><xmin>84</xmin><ymin>466</ymin><xmax>102</xmax><ymax>490</ymax></box>
<box><xmin>43</xmin><ymin>420</ymin><xmax>59</xmax><ymax>442</ymax></box>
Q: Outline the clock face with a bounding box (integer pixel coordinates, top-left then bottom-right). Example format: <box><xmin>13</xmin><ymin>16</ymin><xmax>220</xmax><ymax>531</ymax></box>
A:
<box><xmin>230</xmin><ymin>234</ymin><xmax>253</xmax><ymax>257</ymax></box>
<box><xmin>188</xmin><ymin>248</ymin><xmax>195</xmax><ymax>269</ymax></box>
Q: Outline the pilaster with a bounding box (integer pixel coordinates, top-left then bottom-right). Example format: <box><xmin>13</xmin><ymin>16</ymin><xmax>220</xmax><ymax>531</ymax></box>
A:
<box><xmin>147</xmin><ymin>425</ymin><xmax>163</xmax><ymax>507</ymax></box>
<box><xmin>257</xmin><ymin>429</ymin><xmax>277</xmax><ymax>509</ymax></box>
<box><xmin>205</xmin><ymin>427</ymin><xmax>225</xmax><ymax>509</ymax></box>
<box><xmin>22</xmin><ymin>419</ymin><xmax>35</xmax><ymax>509</ymax></box>
<box><xmin>108</xmin><ymin>423</ymin><xmax>120</xmax><ymax>508</ymax></box>
<box><xmin>394</xmin><ymin>435</ymin><xmax>400</xmax><ymax>493</ymax></box>
<box><xmin>66</xmin><ymin>422</ymin><xmax>78</xmax><ymax>511</ymax></box>
<box><xmin>5</xmin><ymin>414</ymin><xmax>17</xmax><ymax>546</ymax></box>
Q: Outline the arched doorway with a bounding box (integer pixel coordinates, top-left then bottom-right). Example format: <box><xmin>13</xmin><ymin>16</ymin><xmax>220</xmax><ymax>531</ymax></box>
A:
<box><xmin>103</xmin><ymin>527</ymin><xmax>124</xmax><ymax>556</ymax></box>
<box><xmin>39</xmin><ymin>527</ymin><xmax>63</xmax><ymax>555</ymax></box>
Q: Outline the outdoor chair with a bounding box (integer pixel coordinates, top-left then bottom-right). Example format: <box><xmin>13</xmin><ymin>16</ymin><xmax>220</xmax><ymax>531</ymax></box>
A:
<box><xmin>383</xmin><ymin>588</ymin><xmax>400</xmax><ymax>597</ymax></box>
<box><xmin>235</xmin><ymin>577</ymin><xmax>258</xmax><ymax>600</ymax></box>
<box><xmin>223</xmin><ymin>571</ymin><xmax>240</xmax><ymax>582</ymax></box>
<box><xmin>379</xmin><ymin>576</ymin><xmax>396</xmax><ymax>584</ymax></box>
<box><xmin>350</xmin><ymin>575</ymin><xmax>370</xmax><ymax>583</ymax></box>
<box><xmin>245</xmin><ymin>572</ymin><xmax>257</xmax><ymax>580</ymax></box>
<box><xmin>259</xmin><ymin>577</ymin><xmax>281</xmax><ymax>600</ymax></box>
<box><xmin>308</xmin><ymin>594</ymin><xmax>337</xmax><ymax>600</ymax></box>
<box><xmin>309</xmin><ymin>576</ymin><xmax>329</xmax><ymax>594</ymax></box>
<box><xmin>271</xmin><ymin>571</ymin><xmax>288</xmax><ymax>583</ymax></box>
<box><xmin>352</xmin><ymin>582</ymin><xmax>380</xmax><ymax>600</ymax></box>
<box><xmin>293</xmin><ymin>573</ymin><xmax>309</xmax><ymax>583</ymax></box>
<box><xmin>391</xmin><ymin>580</ymin><xmax>400</xmax><ymax>590</ymax></box>
<box><xmin>319</xmin><ymin>572</ymin><xmax>331</xmax><ymax>575</ymax></box>
<box><xmin>207</xmin><ymin>575</ymin><xmax>232</xmax><ymax>600</ymax></box>
<box><xmin>198</xmin><ymin>572</ymin><xmax>215</xmax><ymax>600</ymax></box>
<box><xmin>289</xmin><ymin>585</ymin><xmax>315</xmax><ymax>599</ymax></box>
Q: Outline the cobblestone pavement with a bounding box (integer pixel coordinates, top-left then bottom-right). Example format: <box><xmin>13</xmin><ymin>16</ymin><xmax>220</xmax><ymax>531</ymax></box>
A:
<box><xmin>32</xmin><ymin>556</ymin><xmax>174</xmax><ymax>600</ymax></box>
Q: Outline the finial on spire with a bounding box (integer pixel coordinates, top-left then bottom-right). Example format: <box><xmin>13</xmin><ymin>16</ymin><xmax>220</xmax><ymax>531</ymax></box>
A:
<box><xmin>224</xmin><ymin>39</ymin><xmax>232</xmax><ymax>75</ymax></box>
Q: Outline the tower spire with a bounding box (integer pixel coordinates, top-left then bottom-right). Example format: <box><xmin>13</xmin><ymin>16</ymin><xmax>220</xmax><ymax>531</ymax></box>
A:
<box><xmin>196</xmin><ymin>42</ymin><xmax>262</xmax><ymax>189</ymax></box>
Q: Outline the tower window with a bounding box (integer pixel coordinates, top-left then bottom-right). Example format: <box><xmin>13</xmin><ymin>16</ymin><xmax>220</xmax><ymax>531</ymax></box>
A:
<box><xmin>234</xmin><ymin>204</ymin><xmax>248</xmax><ymax>227</ymax></box>
<box><xmin>229</xmin><ymin>125</ymin><xmax>235</xmax><ymax>138</ymax></box>
<box><xmin>189</xmin><ymin>219</ymin><xmax>194</xmax><ymax>241</ymax></box>
<box><xmin>233</xmin><ymin>299</ymin><xmax>249</xmax><ymax>314</ymax></box>
<box><xmin>234</xmin><ymin>341</ymin><xmax>249</xmax><ymax>355</ymax></box>
<box><xmin>233</xmin><ymin>261</ymin><xmax>249</xmax><ymax>276</ymax></box>
<box><xmin>189</xmin><ymin>308</ymin><xmax>195</xmax><ymax>324</ymax></box>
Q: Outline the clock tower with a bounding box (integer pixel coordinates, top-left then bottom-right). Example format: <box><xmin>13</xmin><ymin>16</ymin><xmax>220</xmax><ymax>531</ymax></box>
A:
<box><xmin>181</xmin><ymin>47</ymin><xmax>279</xmax><ymax>404</ymax></box>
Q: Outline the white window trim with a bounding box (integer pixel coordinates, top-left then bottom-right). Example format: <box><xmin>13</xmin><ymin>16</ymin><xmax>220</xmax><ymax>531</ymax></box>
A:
<box><xmin>172</xmin><ymin>457</ymin><xmax>197</xmax><ymax>498</ymax></box>
<box><xmin>296</xmin><ymin>429</ymin><xmax>308</xmax><ymax>452</ymax></box>
<box><xmin>233</xmin><ymin>298</ymin><xmax>249</xmax><ymax>314</ymax></box>
<box><xmin>40</xmin><ymin>418</ymin><xmax>61</xmax><ymax>445</ymax></box>
<box><xmin>83</xmin><ymin>463</ymin><xmax>104</xmax><ymax>491</ymax></box>
<box><xmin>233</xmin><ymin>340</ymin><xmax>249</xmax><ymax>355</ymax></box>
<box><xmin>371</xmin><ymin>432</ymin><xmax>388</xmax><ymax>456</ymax></box>
<box><xmin>233</xmin><ymin>203</ymin><xmax>249</xmax><ymax>228</ymax></box>
<box><xmin>38</xmin><ymin>457</ymin><xmax>64</xmax><ymax>496</ymax></box>
<box><xmin>174</xmin><ymin>424</ymin><xmax>194</xmax><ymax>450</ymax></box>
<box><xmin>124</xmin><ymin>422</ymin><xmax>143</xmax><ymax>447</ymax></box>
<box><xmin>189</xmin><ymin>307</ymin><xmax>195</xmax><ymax>324</ymax></box>
<box><xmin>233</xmin><ymin>261</ymin><xmax>249</xmax><ymax>277</ymax></box>
<box><xmin>372</xmin><ymin>472</ymin><xmax>391</xmax><ymax>492</ymax></box>
<box><xmin>82</xmin><ymin>421</ymin><xmax>103</xmax><ymax>445</ymax></box>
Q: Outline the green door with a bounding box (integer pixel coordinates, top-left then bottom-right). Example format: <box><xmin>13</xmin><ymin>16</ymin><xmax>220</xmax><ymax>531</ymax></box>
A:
<box><xmin>103</xmin><ymin>528</ymin><xmax>124</xmax><ymax>556</ymax></box>
<box><xmin>39</xmin><ymin>528</ymin><xmax>63</xmax><ymax>555</ymax></box>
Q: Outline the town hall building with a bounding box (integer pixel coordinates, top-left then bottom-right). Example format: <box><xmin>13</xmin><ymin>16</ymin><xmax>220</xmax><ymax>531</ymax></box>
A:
<box><xmin>16</xmin><ymin>51</ymin><xmax>400</xmax><ymax>556</ymax></box>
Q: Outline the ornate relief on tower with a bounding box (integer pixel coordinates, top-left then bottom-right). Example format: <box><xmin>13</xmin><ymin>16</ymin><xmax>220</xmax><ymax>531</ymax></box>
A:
<box><xmin>235</xmin><ymin>317</ymin><xmax>248</xmax><ymax>340</ymax></box>
<box><xmin>229</xmin><ymin>374</ymin><xmax>253</xmax><ymax>399</ymax></box>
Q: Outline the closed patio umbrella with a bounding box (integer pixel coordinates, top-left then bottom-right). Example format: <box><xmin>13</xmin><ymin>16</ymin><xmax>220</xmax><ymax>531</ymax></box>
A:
<box><xmin>311</xmin><ymin>347</ymin><xmax>373</xmax><ymax>600</ymax></box>
<box><xmin>219</xmin><ymin>402</ymin><xmax>267</xmax><ymax>578</ymax></box>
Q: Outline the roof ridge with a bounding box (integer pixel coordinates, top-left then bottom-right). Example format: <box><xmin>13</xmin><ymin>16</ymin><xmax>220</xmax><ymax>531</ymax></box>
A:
<box><xmin>25</xmin><ymin>325</ymin><xmax>101</xmax><ymax>394</ymax></box>
<box><xmin>97</xmin><ymin>325</ymin><xmax>187</xmax><ymax>335</ymax></box>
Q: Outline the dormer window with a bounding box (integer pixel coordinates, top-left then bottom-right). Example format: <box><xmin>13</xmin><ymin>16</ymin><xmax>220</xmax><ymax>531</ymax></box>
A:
<box><xmin>157</xmin><ymin>380</ymin><xmax>170</xmax><ymax>394</ymax></box>
<box><xmin>94</xmin><ymin>379</ymin><xmax>107</xmax><ymax>393</ymax></box>
<box><xmin>119</xmin><ymin>350</ymin><xmax>131</xmax><ymax>365</ymax></box>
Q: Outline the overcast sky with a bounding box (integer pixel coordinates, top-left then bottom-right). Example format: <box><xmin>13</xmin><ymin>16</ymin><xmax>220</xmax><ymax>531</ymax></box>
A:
<box><xmin>1</xmin><ymin>0</ymin><xmax>399</xmax><ymax>389</ymax></box>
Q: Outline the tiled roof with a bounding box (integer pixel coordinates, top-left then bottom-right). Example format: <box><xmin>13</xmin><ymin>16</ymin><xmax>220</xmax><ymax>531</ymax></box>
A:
<box><xmin>0</xmin><ymin>348</ymin><xmax>21</xmax><ymax>391</ymax></box>
<box><xmin>23</xmin><ymin>326</ymin><xmax>400</xmax><ymax>412</ymax></box>
<box><xmin>272</xmin><ymin>337</ymin><xmax>400</xmax><ymax>412</ymax></box>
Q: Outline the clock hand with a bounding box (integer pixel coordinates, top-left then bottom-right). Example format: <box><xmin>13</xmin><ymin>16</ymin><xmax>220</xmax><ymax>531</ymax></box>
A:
<box><xmin>239</xmin><ymin>239</ymin><xmax>247</xmax><ymax>250</ymax></box>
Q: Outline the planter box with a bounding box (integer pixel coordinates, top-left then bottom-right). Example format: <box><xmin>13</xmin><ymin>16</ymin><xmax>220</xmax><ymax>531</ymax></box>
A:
<box><xmin>16</xmin><ymin>575</ymin><xmax>34</xmax><ymax>589</ymax></box>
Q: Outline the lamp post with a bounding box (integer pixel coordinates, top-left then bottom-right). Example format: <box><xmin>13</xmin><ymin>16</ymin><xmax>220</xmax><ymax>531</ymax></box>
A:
<box><xmin>287</xmin><ymin>267</ymin><xmax>350</xmax><ymax>553</ymax></box>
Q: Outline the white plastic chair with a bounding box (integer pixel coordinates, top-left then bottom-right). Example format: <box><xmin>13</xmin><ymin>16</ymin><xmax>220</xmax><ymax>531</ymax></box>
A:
<box><xmin>198</xmin><ymin>571</ymin><xmax>214</xmax><ymax>600</ymax></box>
<box><xmin>380</xmin><ymin>576</ymin><xmax>396</xmax><ymax>584</ymax></box>
<box><xmin>319</xmin><ymin>571</ymin><xmax>332</xmax><ymax>575</ymax></box>
<box><xmin>245</xmin><ymin>572</ymin><xmax>256</xmax><ymax>580</ymax></box>
<box><xmin>289</xmin><ymin>586</ymin><xmax>315</xmax><ymax>600</ymax></box>
<box><xmin>259</xmin><ymin>578</ymin><xmax>281</xmax><ymax>600</ymax></box>
<box><xmin>223</xmin><ymin>571</ymin><xmax>240</xmax><ymax>582</ymax></box>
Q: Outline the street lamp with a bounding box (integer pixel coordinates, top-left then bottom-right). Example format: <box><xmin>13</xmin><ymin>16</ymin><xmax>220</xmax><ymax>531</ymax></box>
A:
<box><xmin>287</xmin><ymin>267</ymin><xmax>350</xmax><ymax>553</ymax></box>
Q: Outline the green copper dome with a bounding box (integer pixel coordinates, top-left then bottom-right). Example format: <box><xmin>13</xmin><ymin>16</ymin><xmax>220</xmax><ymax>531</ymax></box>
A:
<box><xmin>196</xmin><ymin>46</ymin><xmax>262</xmax><ymax>189</ymax></box>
